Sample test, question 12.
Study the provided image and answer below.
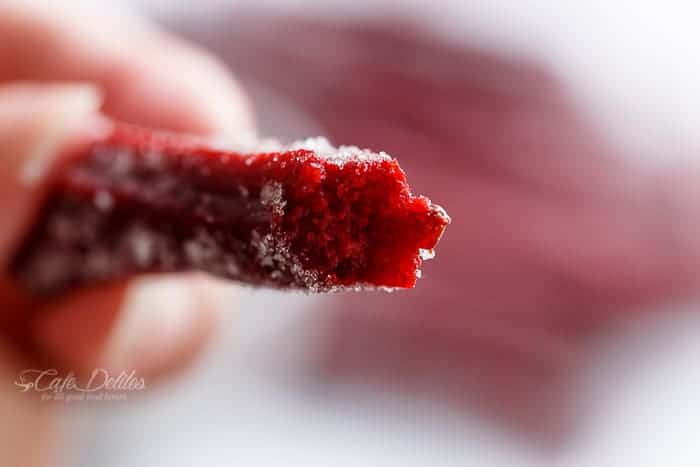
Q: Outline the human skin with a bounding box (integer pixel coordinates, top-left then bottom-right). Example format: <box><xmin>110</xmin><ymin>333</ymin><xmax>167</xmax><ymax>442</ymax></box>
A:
<box><xmin>0</xmin><ymin>4</ymin><xmax>254</xmax><ymax>466</ymax></box>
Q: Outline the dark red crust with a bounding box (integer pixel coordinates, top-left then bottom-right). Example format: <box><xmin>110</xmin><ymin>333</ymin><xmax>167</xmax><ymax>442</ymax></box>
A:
<box><xmin>13</xmin><ymin>123</ymin><xmax>449</xmax><ymax>295</ymax></box>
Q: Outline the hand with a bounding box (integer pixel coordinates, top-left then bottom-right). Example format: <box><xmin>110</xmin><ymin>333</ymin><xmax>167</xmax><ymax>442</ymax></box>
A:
<box><xmin>0</xmin><ymin>4</ymin><xmax>253</xmax><ymax>466</ymax></box>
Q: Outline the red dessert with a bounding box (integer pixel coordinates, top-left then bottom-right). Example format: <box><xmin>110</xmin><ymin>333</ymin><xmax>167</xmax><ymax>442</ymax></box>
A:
<box><xmin>13</xmin><ymin>123</ymin><xmax>449</xmax><ymax>295</ymax></box>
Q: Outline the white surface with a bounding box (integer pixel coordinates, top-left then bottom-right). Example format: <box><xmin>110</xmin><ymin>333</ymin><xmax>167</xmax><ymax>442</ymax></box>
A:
<box><xmin>75</xmin><ymin>292</ymin><xmax>700</xmax><ymax>467</ymax></box>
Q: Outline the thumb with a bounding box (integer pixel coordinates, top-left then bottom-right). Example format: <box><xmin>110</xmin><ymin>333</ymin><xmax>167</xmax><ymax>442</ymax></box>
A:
<box><xmin>0</xmin><ymin>83</ymin><xmax>226</xmax><ymax>383</ymax></box>
<box><xmin>0</xmin><ymin>82</ymin><xmax>104</xmax><ymax>269</ymax></box>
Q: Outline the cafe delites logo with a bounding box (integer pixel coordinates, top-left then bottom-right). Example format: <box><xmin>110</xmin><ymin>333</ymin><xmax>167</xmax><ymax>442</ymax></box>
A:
<box><xmin>14</xmin><ymin>368</ymin><xmax>146</xmax><ymax>402</ymax></box>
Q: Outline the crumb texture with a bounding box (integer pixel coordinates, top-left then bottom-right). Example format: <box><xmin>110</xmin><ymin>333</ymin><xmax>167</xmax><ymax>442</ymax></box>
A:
<box><xmin>13</xmin><ymin>124</ymin><xmax>449</xmax><ymax>295</ymax></box>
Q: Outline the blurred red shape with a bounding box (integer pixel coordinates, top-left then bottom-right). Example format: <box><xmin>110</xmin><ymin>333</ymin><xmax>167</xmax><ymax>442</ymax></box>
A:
<box><xmin>177</xmin><ymin>14</ymin><xmax>700</xmax><ymax>444</ymax></box>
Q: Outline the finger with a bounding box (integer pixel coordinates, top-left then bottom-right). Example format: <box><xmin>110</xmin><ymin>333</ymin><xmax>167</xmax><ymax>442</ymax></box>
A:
<box><xmin>0</xmin><ymin>339</ymin><xmax>62</xmax><ymax>467</ymax></box>
<box><xmin>0</xmin><ymin>82</ymin><xmax>104</xmax><ymax>268</ymax></box>
<box><xmin>0</xmin><ymin>82</ymin><xmax>226</xmax><ymax>380</ymax></box>
<box><xmin>100</xmin><ymin>37</ymin><xmax>256</xmax><ymax>136</ymax></box>
<box><xmin>104</xmin><ymin>274</ymin><xmax>226</xmax><ymax>379</ymax></box>
<box><xmin>31</xmin><ymin>274</ymin><xmax>226</xmax><ymax>380</ymax></box>
<box><xmin>0</xmin><ymin>2</ymin><xmax>255</xmax><ymax>135</ymax></box>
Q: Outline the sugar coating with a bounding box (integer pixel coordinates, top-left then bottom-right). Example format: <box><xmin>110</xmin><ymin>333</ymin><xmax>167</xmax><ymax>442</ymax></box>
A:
<box><xmin>211</xmin><ymin>135</ymin><xmax>393</xmax><ymax>167</ymax></box>
<box><xmin>287</xmin><ymin>137</ymin><xmax>393</xmax><ymax>166</ymax></box>
<box><xmin>249</xmin><ymin>229</ymin><xmax>321</xmax><ymax>289</ymax></box>
<box><xmin>419</xmin><ymin>248</ymin><xmax>436</xmax><ymax>260</ymax></box>
<box><xmin>93</xmin><ymin>190</ymin><xmax>114</xmax><ymax>211</ymax></box>
<box><xmin>15</xmin><ymin>125</ymin><xmax>449</xmax><ymax>295</ymax></box>
<box><xmin>259</xmin><ymin>181</ymin><xmax>286</xmax><ymax>217</ymax></box>
<box><xmin>128</xmin><ymin>225</ymin><xmax>158</xmax><ymax>266</ymax></box>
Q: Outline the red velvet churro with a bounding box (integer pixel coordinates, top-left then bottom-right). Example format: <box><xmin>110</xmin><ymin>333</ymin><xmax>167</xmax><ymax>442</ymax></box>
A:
<box><xmin>13</xmin><ymin>123</ymin><xmax>449</xmax><ymax>295</ymax></box>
